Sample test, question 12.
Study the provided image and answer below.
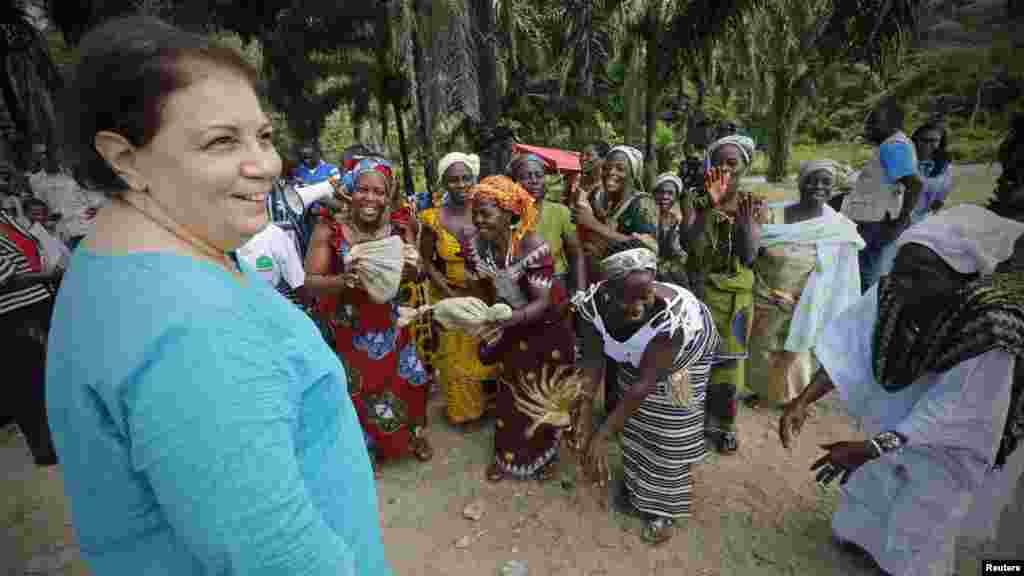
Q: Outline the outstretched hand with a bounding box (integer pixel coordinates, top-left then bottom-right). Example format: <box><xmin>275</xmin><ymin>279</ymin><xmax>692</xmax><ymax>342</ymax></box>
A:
<box><xmin>811</xmin><ymin>441</ymin><xmax>877</xmax><ymax>486</ymax></box>
<box><xmin>779</xmin><ymin>400</ymin><xmax>809</xmax><ymax>449</ymax></box>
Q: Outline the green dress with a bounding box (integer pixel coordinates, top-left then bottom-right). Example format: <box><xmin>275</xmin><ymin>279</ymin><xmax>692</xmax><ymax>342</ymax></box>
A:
<box><xmin>682</xmin><ymin>192</ymin><xmax>755</xmax><ymax>434</ymax></box>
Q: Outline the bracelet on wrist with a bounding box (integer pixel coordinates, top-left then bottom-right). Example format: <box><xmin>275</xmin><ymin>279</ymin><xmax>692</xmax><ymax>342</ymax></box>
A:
<box><xmin>871</xmin><ymin>431</ymin><xmax>905</xmax><ymax>455</ymax></box>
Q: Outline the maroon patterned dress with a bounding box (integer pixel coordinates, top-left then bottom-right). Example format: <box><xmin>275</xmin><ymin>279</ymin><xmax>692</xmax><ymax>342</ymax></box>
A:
<box><xmin>463</xmin><ymin>232</ymin><xmax>576</xmax><ymax>478</ymax></box>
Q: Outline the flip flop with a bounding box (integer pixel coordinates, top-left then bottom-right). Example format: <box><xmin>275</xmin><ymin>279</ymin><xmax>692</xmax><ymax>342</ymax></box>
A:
<box><xmin>641</xmin><ymin>517</ymin><xmax>675</xmax><ymax>545</ymax></box>
<box><xmin>411</xmin><ymin>437</ymin><xmax>434</xmax><ymax>462</ymax></box>
<box><xmin>486</xmin><ymin>462</ymin><xmax>505</xmax><ymax>483</ymax></box>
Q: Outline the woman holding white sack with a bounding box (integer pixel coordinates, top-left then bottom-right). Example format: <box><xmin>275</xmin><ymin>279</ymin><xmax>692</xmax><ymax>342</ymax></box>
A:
<box><xmin>305</xmin><ymin>157</ymin><xmax>432</xmax><ymax>476</ymax></box>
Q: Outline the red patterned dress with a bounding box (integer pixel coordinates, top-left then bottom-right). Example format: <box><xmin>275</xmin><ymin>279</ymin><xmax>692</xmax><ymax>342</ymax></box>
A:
<box><xmin>317</xmin><ymin>208</ymin><xmax>429</xmax><ymax>461</ymax></box>
<box><xmin>464</xmin><ymin>232</ymin><xmax>577</xmax><ymax>478</ymax></box>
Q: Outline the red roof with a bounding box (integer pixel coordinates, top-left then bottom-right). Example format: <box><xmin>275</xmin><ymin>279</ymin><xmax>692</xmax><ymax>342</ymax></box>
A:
<box><xmin>513</xmin><ymin>143</ymin><xmax>581</xmax><ymax>174</ymax></box>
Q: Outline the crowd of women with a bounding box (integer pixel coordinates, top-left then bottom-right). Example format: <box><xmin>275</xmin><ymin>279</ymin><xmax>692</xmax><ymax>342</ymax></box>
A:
<box><xmin>11</xmin><ymin>14</ymin><xmax>1019</xmax><ymax>576</ymax></box>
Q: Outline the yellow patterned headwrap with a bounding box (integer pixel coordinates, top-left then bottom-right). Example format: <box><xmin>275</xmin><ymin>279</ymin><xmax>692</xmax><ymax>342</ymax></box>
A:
<box><xmin>468</xmin><ymin>175</ymin><xmax>538</xmax><ymax>258</ymax></box>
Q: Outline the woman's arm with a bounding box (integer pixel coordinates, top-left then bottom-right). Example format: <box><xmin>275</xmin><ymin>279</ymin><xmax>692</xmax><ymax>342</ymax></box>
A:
<box><xmin>130</xmin><ymin>320</ymin><xmax>360</xmax><ymax>574</ymax></box>
<box><xmin>563</xmin><ymin>216</ymin><xmax>587</xmax><ymax>291</ymax></box>
<box><xmin>595</xmin><ymin>333</ymin><xmax>675</xmax><ymax>438</ymax></box>
<box><xmin>419</xmin><ymin>225</ymin><xmax>454</xmax><ymax>298</ymax></box>
<box><xmin>302</xmin><ymin>221</ymin><xmax>348</xmax><ymax>295</ymax></box>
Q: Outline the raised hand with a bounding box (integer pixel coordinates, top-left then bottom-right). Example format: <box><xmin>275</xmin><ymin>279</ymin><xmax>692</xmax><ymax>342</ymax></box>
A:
<box><xmin>704</xmin><ymin>167</ymin><xmax>731</xmax><ymax>207</ymax></box>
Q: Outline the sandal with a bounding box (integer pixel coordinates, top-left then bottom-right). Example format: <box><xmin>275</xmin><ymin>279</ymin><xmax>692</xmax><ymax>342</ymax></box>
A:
<box><xmin>534</xmin><ymin>459</ymin><xmax>558</xmax><ymax>483</ymax></box>
<box><xmin>641</xmin><ymin>517</ymin><xmax>675</xmax><ymax>545</ymax></box>
<box><xmin>706</xmin><ymin>429</ymin><xmax>739</xmax><ymax>454</ymax></box>
<box><xmin>411</xmin><ymin>436</ymin><xmax>434</xmax><ymax>462</ymax></box>
<box><xmin>486</xmin><ymin>462</ymin><xmax>505</xmax><ymax>483</ymax></box>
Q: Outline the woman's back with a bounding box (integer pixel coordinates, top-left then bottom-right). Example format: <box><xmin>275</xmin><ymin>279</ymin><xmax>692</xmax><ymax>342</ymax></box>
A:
<box><xmin>47</xmin><ymin>250</ymin><xmax>389</xmax><ymax>575</ymax></box>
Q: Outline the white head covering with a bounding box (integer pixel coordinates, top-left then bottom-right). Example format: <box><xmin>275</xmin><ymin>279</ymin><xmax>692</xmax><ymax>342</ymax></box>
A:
<box><xmin>706</xmin><ymin>135</ymin><xmax>755</xmax><ymax>167</ymax></box>
<box><xmin>606</xmin><ymin>145</ymin><xmax>644</xmax><ymax>189</ymax></box>
<box><xmin>602</xmin><ymin>246</ymin><xmax>658</xmax><ymax>281</ymax></box>
<box><xmin>895</xmin><ymin>204</ymin><xmax>1024</xmax><ymax>275</ymax></box>
<box><xmin>798</xmin><ymin>159</ymin><xmax>839</xmax><ymax>189</ymax></box>
<box><xmin>437</xmin><ymin>152</ymin><xmax>480</xmax><ymax>185</ymax></box>
<box><xmin>653</xmin><ymin>173</ymin><xmax>684</xmax><ymax>194</ymax></box>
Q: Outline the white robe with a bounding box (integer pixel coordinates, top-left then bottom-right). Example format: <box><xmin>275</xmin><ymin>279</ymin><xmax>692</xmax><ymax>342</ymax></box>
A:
<box><xmin>814</xmin><ymin>286</ymin><xmax>1022</xmax><ymax>576</ymax></box>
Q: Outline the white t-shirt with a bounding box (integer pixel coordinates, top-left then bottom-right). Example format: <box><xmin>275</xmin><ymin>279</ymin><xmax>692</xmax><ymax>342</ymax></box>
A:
<box><xmin>29</xmin><ymin>171</ymin><xmax>106</xmax><ymax>239</ymax></box>
<box><xmin>28</xmin><ymin>222</ymin><xmax>71</xmax><ymax>274</ymax></box>
<box><xmin>236</xmin><ymin>223</ymin><xmax>305</xmax><ymax>298</ymax></box>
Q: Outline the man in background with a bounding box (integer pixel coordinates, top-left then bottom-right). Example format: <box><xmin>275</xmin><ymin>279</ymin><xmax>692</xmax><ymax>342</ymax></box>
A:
<box><xmin>840</xmin><ymin>99</ymin><xmax>923</xmax><ymax>292</ymax></box>
<box><xmin>236</xmin><ymin>222</ymin><xmax>308</xmax><ymax>308</ymax></box>
<box><xmin>291</xmin><ymin>144</ymin><xmax>340</xmax><ymax>186</ymax></box>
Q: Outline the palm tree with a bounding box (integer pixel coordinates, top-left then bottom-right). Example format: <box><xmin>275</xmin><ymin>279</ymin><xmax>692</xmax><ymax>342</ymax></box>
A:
<box><xmin>1</xmin><ymin>0</ymin><xmax>63</xmax><ymax>169</ymax></box>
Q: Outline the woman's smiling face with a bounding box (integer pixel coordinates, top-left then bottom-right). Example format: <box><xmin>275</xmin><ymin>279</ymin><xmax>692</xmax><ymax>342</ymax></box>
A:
<box><xmin>127</xmin><ymin>67</ymin><xmax>281</xmax><ymax>251</ymax></box>
<box><xmin>603</xmin><ymin>152</ymin><xmax>630</xmax><ymax>195</ymax></box>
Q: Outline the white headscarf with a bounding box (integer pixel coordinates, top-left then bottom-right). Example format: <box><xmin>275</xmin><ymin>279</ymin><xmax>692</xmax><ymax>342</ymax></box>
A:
<box><xmin>653</xmin><ymin>173</ymin><xmax>684</xmax><ymax>194</ymax></box>
<box><xmin>607</xmin><ymin>145</ymin><xmax>644</xmax><ymax>190</ymax></box>
<box><xmin>706</xmin><ymin>135</ymin><xmax>755</xmax><ymax>167</ymax></box>
<box><xmin>798</xmin><ymin>159</ymin><xmax>839</xmax><ymax>189</ymax></box>
<box><xmin>895</xmin><ymin>203</ymin><xmax>1024</xmax><ymax>275</ymax></box>
<box><xmin>437</xmin><ymin>152</ymin><xmax>480</xmax><ymax>186</ymax></box>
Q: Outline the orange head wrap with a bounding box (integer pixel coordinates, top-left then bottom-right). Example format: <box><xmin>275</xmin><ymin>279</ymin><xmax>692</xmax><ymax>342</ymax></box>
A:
<box><xmin>468</xmin><ymin>175</ymin><xmax>538</xmax><ymax>257</ymax></box>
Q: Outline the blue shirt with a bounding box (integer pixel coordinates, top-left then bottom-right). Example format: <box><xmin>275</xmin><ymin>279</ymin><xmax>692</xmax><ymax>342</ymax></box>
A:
<box><xmin>292</xmin><ymin>161</ymin><xmax>340</xmax><ymax>185</ymax></box>
<box><xmin>46</xmin><ymin>250</ymin><xmax>391</xmax><ymax>576</ymax></box>
<box><xmin>878</xmin><ymin>140</ymin><xmax>916</xmax><ymax>183</ymax></box>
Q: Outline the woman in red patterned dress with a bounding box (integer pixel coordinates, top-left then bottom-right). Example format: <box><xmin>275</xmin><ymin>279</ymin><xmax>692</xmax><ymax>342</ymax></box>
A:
<box><xmin>305</xmin><ymin>158</ymin><xmax>432</xmax><ymax>476</ymax></box>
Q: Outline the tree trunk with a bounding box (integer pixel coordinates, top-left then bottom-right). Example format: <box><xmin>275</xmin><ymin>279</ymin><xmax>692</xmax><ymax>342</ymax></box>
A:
<box><xmin>969</xmin><ymin>79</ymin><xmax>984</xmax><ymax>130</ymax></box>
<box><xmin>378</xmin><ymin>96</ymin><xmax>390</xmax><ymax>153</ymax></box>
<box><xmin>622</xmin><ymin>38</ymin><xmax>643</xmax><ymax>146</ymax></box>
<box><xmin>471</xmin><ymin>0</ymin><xmax>500</xmax><ymax>177</ymax></box>
<box><xmin>393</xmin><ymin>99</ymin><xmax>415</xmax><ymax>200</ymax></box>
<box><xmin>410</xmin><ymin>0</ymin><xmax>436</xmax><ymax>200</ymax></box>
<box><xmin>768</xmin><ymin>72</ymin><xmax>793</xmax><ymax>183</ymax></box>
<box><xmin>0</xmin><ymin>52</ymin><xmax>30</xmax><ymax>169</ymax></box>
<box><xmin>643</xmin><ymin>8</ymin><xmax>662</xmax><ymax>190</ymax></box>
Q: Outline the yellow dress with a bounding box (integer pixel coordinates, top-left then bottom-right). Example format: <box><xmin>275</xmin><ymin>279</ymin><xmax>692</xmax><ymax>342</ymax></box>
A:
<box><xmin>420</xmin><ymin>208</ymin><xmax>499</xmax><ymax>424</ymax></box>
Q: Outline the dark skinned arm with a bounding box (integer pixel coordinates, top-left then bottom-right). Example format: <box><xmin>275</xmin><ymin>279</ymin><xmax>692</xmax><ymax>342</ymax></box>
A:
<box><xmin>779</xmin><ymin>366</ymin><xmax>836</xmax><ymax>449</ymax></box>
<box><xmin>896</xmin><ymin>174</ymin><xmax>924</xmax><ymax>224</ymax></box>
<box><xmin>419</xmin><ymin>224</ymin><xmax>455</xmax><ymax>298</ymax></box>
<box><xmin>734</xmin><ymin>221</ymin><xmax>760</xmax><ymax>268</ymax></box>
<box><xmin>564</xmin><ymin>226</ymin><xmax>587</xmax><ymax>291</ymax></box>
<box><xmin>397</xmin><ymin>215</ymin><xmax>420</xmax><ymax>282</ymax></box>
<box><xmin>592</xmin><ymin>333</ymin><xmax>675</xmax><ymax>443</ymax></box>
<box><xmin>302</xmin><ymin>221</ymin><xmax>349</xmax><ymax>295</ymax></box>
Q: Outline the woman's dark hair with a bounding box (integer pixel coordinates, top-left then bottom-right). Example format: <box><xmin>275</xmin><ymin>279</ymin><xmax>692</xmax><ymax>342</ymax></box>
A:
<box><xmin>606</xmin><ymin>237</ymin><xmax>652</xmax><ymax>258</ymax></box>
<box><xmin>912</xmin><ymin>121</ymin><xmax>950</xmax><ymax>177</ymax></box>
<box><xmin>62</xmin><ymin>15</ymin><xmax>259</xmax><ymax>194</ymax></box>
<box><xmin>587</xmin><ymin>141</ymin><xmax>611</xmax><ymax>159</ymax></box>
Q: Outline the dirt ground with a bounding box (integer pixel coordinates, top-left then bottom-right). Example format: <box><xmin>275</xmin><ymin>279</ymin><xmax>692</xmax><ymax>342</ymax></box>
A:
<box><xmin>0</xmin><ymin>385</ymin><xmax>997</xmax><ymax>576</ymax></box>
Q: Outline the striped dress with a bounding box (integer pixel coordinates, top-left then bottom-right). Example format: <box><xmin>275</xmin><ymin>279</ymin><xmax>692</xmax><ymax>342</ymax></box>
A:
<box><xmin>577</xmin><ymin>282</ymin><xmax>719</xmax><ymax>518</ymax></box>
<box><xmin>0</xmin><ymin>211</ymin><xmax>51</xmax><ymax>315</ymax></box>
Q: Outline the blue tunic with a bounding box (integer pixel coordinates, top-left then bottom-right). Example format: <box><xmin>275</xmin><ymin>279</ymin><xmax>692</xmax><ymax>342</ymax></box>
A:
<box><xmin>46</xmin><ymin>249</ymin><xmax>390</xmax><ymax>575</ymax></box>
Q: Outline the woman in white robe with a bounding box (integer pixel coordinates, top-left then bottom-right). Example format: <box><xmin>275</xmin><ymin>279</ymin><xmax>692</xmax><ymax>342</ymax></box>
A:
<box><xmin>779</xmin><ymin>204</ymin><xmax>1024</xmax><ymax>576</ymax></box>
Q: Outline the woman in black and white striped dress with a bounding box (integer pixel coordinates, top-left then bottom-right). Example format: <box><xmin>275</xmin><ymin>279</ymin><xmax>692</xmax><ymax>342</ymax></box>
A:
<box><xmin>572</xmin><ymin>238</ymin><xmax>719</xmax><ymax>545</ymax></box>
